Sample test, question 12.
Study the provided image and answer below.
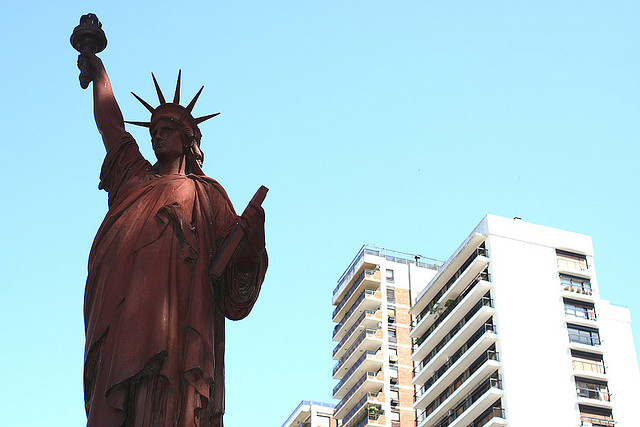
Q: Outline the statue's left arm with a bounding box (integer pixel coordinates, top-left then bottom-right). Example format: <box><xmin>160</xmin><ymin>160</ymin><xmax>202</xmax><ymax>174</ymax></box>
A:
<box><xmin>217</xmin><ymin>198</ymin><xmax>268</xmax><ymax>320</ymax></box>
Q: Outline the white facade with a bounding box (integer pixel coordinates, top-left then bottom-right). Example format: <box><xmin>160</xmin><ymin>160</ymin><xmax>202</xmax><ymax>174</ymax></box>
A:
<box><xmin>410</xmin><ymin>214</ymin><xmax>639</xmax><ymax>427</ymax></box>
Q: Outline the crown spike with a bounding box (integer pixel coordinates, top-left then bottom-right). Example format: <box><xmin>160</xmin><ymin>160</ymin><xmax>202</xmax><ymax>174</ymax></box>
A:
<box><xmin>131</xmin><ymin>92</ymin><xmax>155</xmax><ymax>114</ymax></box>
<box><xmin>173</xmin><ymin>70</ymin><xmax>182</xmax><ymax>104</ymax></box>
<box><xmin>125</xmin><ymin>120</ymin><xmax>152</xmax><ymax>128</ymax></box>
<box><xmin>151</xmin><ymin>73</ymin><xmax>166</xmax><ymax>104</ymax></box>
<box><xmin>194</xmin><ymin>112</ymin><xmax>220</xmax><ymax>124</ymax></box>
<box><xmin>186</xmin><ymin>86</ymin><xmax>204</xmax><ymax>113</ymax></box>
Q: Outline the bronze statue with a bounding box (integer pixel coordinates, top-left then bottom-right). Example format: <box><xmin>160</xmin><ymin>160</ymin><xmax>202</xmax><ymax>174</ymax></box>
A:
<box><xmin>72</xmin><ymin>14</ymin><xmax>268</xmax><ymax>427</ymax></box>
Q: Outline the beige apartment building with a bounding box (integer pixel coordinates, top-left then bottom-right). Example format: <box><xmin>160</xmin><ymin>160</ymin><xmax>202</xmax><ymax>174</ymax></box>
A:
<box><xmin>331</xmin><ymin>245</ymin><xmax>441</xmax><ymax>427</ymax></box>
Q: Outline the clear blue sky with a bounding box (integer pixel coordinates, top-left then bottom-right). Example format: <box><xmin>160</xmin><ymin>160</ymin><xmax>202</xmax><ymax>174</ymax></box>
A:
<box><xmin>1</xmin><ymin>1</ymin><xmax>639</xmax><ymax>425</ymax></box>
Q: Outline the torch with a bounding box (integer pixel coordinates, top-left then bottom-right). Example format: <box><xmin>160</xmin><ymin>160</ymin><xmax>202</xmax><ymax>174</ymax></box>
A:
<box><xmin>70</xmin><ymin>14</ymin><xmax>107</xmax><ymax>89</ymax></box>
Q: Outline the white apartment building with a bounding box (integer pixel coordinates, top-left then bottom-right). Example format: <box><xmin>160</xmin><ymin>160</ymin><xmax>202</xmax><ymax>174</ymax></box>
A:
<box><xmin>282</xmin><ymin>401</ymin><xmax>338</xmax><ymax>427</ymax></box>
<box><xmin>410</xmin><ymin>215</ymin><xmax>640</xmax><ymax>427</ymax></box>
<box><xmin>331</xmin><ymin>245</ymin><xmax>442</xmax><ymax>427</ymax></box>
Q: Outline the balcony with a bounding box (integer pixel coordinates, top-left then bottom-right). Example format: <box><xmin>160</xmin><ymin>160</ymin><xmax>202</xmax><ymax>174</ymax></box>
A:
<box><xmin>334</xmin><ymin>371</ymin><xmax>384</xmax><ymax>419</ymax></box>
<box><xmin>412</xmin><ymin>244</ymin><xmax>488</xmax><ymax>320</ymax></box>
<box><xmin>333</xmin><ymin>350</ymin><xmax>384</xmax><ymax>398</ymax></box>
<box><xmin>565</xmin><ymin>308</ymin><xmax>597</xmax><ymax>331</ymax></box>
<box><xmin>577</xmin><ymin>386</ymin><xmax>611</xmax><ymax>401</ymax></box>
<box><xmin>413</xmin><ymin>296</ymin><xmax>494</xmax><ymax>367</ymax></box>
<box><xmin>334</xmin><ymin>247</ymin><xmax>374</xmax><ymax>303</ymax></box>
<box><xmin>412</xmin><ymin>268</ymin><xmax>491</xmax><ymax>339</ymax></box>
<box><xmin>415</xmin><ymin>345</ymin><xmax>500</xmax><ymax>410</ymax></box>
<box><xmin>413</xmin><ymin>284</ymin><xmax>493</xmax><ymax>360</ymax></box>
<box><xmin>568</xmin><ymin>330</ymin><xmax>603</xmax><ymax>354</ymax></box>
<box><xmin>572</xmin><ymin>359</ymin><xmax>607</xmax><ymax>381</ymax></box>
<box><xmin>416</xmin><ymin>355</ymin><xmax>501</xmax><ymax>422</ymax></box>
<box><xmin>350</xmin><ymin>410</ymin><xmax>384</xmax><ymax>427</ymax></box>
<box><xmin>416</xmin><ymin>376</ymin><xmax>503</xmax><ymax>427</ymax></box>
<box><xmin>576</xmin><ymin>384</ymin><xmax>612</xmax><ymax>409</ymax></box>
<box><xmin>565</xmin><ymin>305</ymin><xmax>596</xmax><ymax>319</ymax></box>
<box><xmin>333</xmin><ymin>269</ymin><xmax>381</xmax><ymax>323</ymax></box>
<box><xmin>334</xmin><ymin>290</ymin><xmax>382</xmax><ymax>341</ymax></box>
<box><xmin>468</xmin><ymin>401</ymin><xmax>507</xmax><ymax>427</ymax></box>
<box><xmin>334</xmin><ymin>244</ymin><xmax>442</xmax><ymax>305</ymax></box>
<box><xmin>341</xmin><ymin>392</ymin><xmax>385</xmax><ymax>427</ymax></box>
<box><xmin>471</xmin><ymin>406</ymin><xmax>506</xmax><ymax>427</ymax></box>
<box><xmin>561</xmin><ymin>284</ymin><xmax>594</xmax><ymax>303</ymax></box>
<box><xmin>333</xmin><ymin>329</ymin><xmax>383</xmax><ymax>376</ymax></box>
<box><xmin>557</xmin><ymin>252</ymin><xmax>590</xmax><ymax>276</ymax></box>
<box><xmin>580</xmin><ymin>416</ymin><xmax>615</xmax><ymax>427</ymax></box>
<box><xmin>333</xmin><ymin>309</ymin><xmax>382</xmax><ymax>359</ymax></box>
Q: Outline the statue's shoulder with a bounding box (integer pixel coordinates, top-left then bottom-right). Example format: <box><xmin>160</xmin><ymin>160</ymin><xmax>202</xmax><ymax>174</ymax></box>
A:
<box><xmin>190</xmin><ymin>174</ymin><xmax>235</xmax><ymax>211</ymax></box>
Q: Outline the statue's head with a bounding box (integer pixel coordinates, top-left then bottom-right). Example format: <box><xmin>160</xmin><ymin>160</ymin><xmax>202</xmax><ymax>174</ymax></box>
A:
<box><xmin>126</xmin><ymin>71</ymin><xmax>218</xmax><ymax>173</ymax></box>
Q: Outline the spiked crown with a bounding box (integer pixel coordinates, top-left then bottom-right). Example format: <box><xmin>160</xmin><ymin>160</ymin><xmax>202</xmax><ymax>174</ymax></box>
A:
<box><xmin>125</xmin><ymin>70</ymin><xmax>219</xmax><ymax>142</ymax></box>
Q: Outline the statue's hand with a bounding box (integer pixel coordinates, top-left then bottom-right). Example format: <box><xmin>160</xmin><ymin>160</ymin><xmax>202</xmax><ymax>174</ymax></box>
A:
<box><xmin>77</xmin><ymin>52</ymin><xmax>104</xmax><ymax>88</ymax></box>
<box><xmin>238</xmin><ymin>202</ymin><xmax>266</xmax><ymax>256</ymax></box>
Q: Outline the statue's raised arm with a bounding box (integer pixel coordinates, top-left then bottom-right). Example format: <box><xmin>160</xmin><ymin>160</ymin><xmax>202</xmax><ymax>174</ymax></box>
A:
<box><xmin>79</xmin><ymin>54</ymin><xmax>126</xmax><ymax>152</ymax></box>
<box><xmin>72</xmin><ymin>14</ymin><xmax>125</xmax><ymax>152</ymax></box>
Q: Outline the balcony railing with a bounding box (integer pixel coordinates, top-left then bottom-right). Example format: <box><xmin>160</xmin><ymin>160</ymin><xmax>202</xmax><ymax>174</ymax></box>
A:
<box><xmin>415</xmin><ymin>249</ymin><xmax>488</xmax><ymax>325</ymax></box>
<box><xmin>580</xmin><ymin>416</ymin><xmax>615</xmax><ymax>427</ymax></box>
<box><xmin>415</xmin><ymin>322</ymin><xmax>498</xmax><ymax>396</ymax></box>
<box><xmin>333</xmin><ymin>269</ymin><xmax>380</xmax><ymax>318</ymax></box>
<box><xmin>563</xmin><ymin>284</ymin><xmax>593</xmax><ymax>296</ymax></box>
<box><xmin>416</xmin><ymin>375</ymin><xmax>502</xmax><ymax>427</ymax></box>
<box><xmin>334</xmin><ymin>310</ymin><xmax>378</xmax><ymax>356</ymax></box>
<box><xmin>353</xmin><ymin>406</ymin><xmax>382</xmax><ymax>427</ymax></box>
<box><xmin>334</xmin><ymin>290</ymin><xmax>379</xmax><ymax>337</ymax></box>
<box><xmin>419</xmin><ymin>349</ymin><xmax>500</xmax><ymax>417</ymax></box>
<box><xmin>471</xmin><ymin>406</ymin><xmax>506</xmax><ymax>427</ymax></box>
<box><xmin>341</xmin><ymin>394</ymin><xmax>370</xmax><ymax>427</ymax></box>
<box><xmin>335</xmin><ymin>244</ymin><xmax>442</xmax><ymax>298</ymax></box>
<box><xmin>568</xmin><ymin>332</ymin><xmax>601</xmax><ymax>346</ymax></box>
<box><xmin>558</xmin><ymin>256</ymin><xmax>588</xmax><ymax>271</ymax></box>
<box><xmin>565</xmin><ymin>306</ymin><xmax>597</xmax><ymax>321</ymax></box>
<box><xmin>573</xmin><ymin>359</ymin><xmax>606</xmax><ymax>374</ymax></box>
<box><xmin>333</xmin><ymin>329</ymin><xmax>380</xmax><ymax>375</ymax></box>
<box><xmin>414</xmin><ymin>297</ymin><xmax>493</xmax><ymax>373</ymax></box>
<box><xmin>577</xmin><ymin>386</ymin><xmax>611</xmax><ymax>401</ymax></box>
<box><xmin>414</xmin><ymin>285</ymin><xmax>490</xmax><ymax>348</ymax></box>
<box><xmin>335</xmin><ymin>371</ymin><xmax>382</xmax><ymax>414</ymax></box>
<box><xmin>334</xmin><ymin>350</ymin><xmax>381</xmax><ymax>395</ymax></box>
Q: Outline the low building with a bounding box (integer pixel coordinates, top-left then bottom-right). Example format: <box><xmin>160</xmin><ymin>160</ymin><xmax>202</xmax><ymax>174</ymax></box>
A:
<box><xmin>282</xmin><ymin>401</ymin><xmax>338</xmax><ymax>427</ymax></box>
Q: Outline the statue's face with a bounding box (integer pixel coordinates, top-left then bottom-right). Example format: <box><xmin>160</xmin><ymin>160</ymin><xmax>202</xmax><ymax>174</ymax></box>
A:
<box><xmin>151</xmin><ymin>119</ymin><xmax>184</xmax><ymax>163</ymax></box>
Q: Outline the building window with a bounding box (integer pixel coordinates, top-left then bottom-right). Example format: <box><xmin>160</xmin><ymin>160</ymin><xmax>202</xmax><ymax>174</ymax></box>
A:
<box><xmin>571</xmin><ymin>350</ymin><xmax>605</xmax><ymax>374</ymax></box>
<box><xmin>389</xmin><ymin>328</ymin><xmax>397</xmax><ymax>344</ymax></box>
<box><xmin>388</xmin><ymin>308</ymin><xmax>396</xmax><ymax>324</ymax></box>
<box><xmin>390</xmin><ymin>390</ymin><xmax>399</xmax><ymax>406</ymax></box>
<box><xmin>560</xmin><ymin>274</ymin><xmax>592</xmax><ymax>295</ymax></box>
<box><xmin>576</xmin><ymin>378</ymin><xmax>611</xmax><ymax>401</ymax></box>
<box><xmin>579</xmin><ymin>405</ymin><xmax>614</xmax><ymax>426</ymax></box>
<box><xmin>387</xmin><ymin>286</ymin><xmax>396</xmax><ymax>303</ymax></box>
<box><xmin>568</xmin><ymin>325</ymin><xmax>601</xmax><ymax>346</ymax></box>
<box><xmin>564</xmin><ymin>299</ymin><xmax>596</xmax><ymax>320</ymax></box>
<box><xmin>557</xmin><ymin>249</ymin><xmax>588</xmax><ymax>271</ymax></box>
<box><xmin>386</xmin><ymin>269</ymin><xmax>395</xmax><ymax>283</ymax></box>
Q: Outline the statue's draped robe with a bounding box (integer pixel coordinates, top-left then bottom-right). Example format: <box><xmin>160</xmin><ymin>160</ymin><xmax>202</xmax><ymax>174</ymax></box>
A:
<box><xmin>84</xmin><ymin>132</ymin><xmax>267</xmax><ymax>427</ymax></box>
